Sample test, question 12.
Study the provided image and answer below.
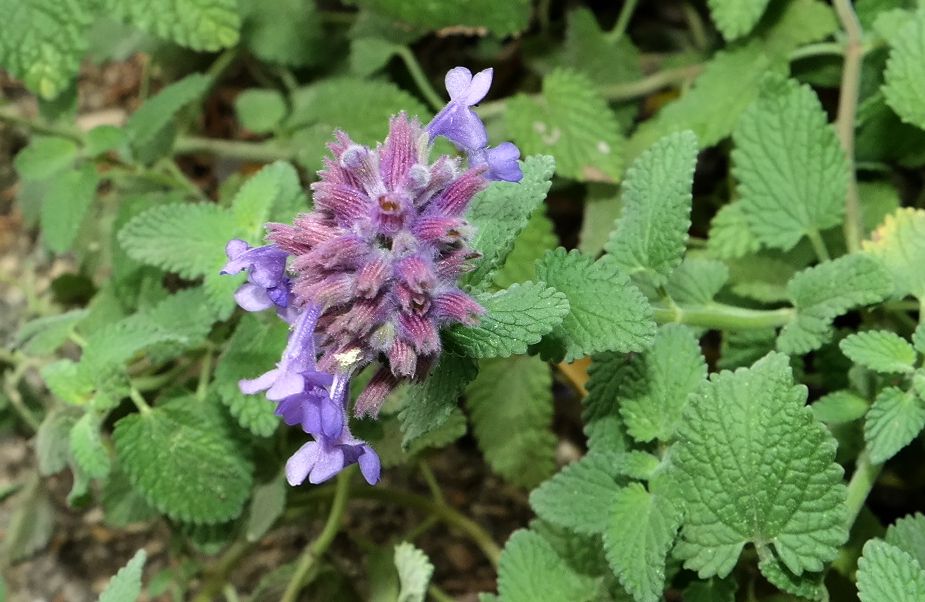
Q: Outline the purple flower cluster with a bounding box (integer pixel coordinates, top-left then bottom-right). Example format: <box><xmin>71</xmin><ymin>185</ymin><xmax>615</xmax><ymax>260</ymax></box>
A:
<box><xmin>221</xmin><ymin>67</ymin><xmax>521</xmax><ymax>486</ymax></box>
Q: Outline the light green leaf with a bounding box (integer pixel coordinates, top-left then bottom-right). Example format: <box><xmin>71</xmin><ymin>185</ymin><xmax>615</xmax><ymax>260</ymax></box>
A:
<box><xmin>246</xmin><ymin>473</ymin><xmax>286</xmax><ymax>542</ymax></box>
<box><xmin>605</xmin><ymin>131</ymin><xmax>698</xmax><ymax>284</ymax></box>
<box><xmin>41</xmin><ymin>165</ymin><xmax>98</xmax><ymax>253</ymax></box>
<box><xmin>4</xmin><ymin>476</ymin><xmax>55</xmax><ymax>561</ymax></box>
<box><xmin>235</xmin><ymin>89</ymin><xmax>287</xmax><ymax>134</ymax></box>
<box><xmin>16</xmin><ymin>309</ymin><xmax>86</xmax><ymax>356</ymax></box>
<box><xmin>125</xmin><ymin>73</ymin><xmax>210</xmax><ymax>154</ymax></box>
<box><xmin>497</xmin><ymin>529</ymin><xmax>600</xmax><ymax>602</ymax></box>
<box><xmin>112</xmin><ymin>395</ymin><xmax>253</xmax><ymax>524</ymax></box>
<box><xmin>840</xmin><ymin>330</ymin><xmax>918</xmax><ymax>373</ymax></box>
<box><xmin>0</xmin><ymin>0</ymin><xmax>93</xmax><ymax>98</ymax></box>
<box><xmin>559</xmin><ymin>7</ymin><xmax>642</xmax><ymax>89</ymax></box>
<box><xmin>492</xmin><ymin>207</ymin><xmax>558</xmax><ymax>288</ymax></box>
<box><xmin>673</xmin><ymin>353</ymin><xmax>847</xmax><ymax>578</ymax></box>
<box><xmin>535</xmin><ymin>249</ymin><xmax>656</xmax><ymax>362</ymax></box>
<box><xmin>579</xmin><ymin>184</ymin><xmax>622</xmax><ymax>256</ymax></box>
<box><xmin>464</xmin><ymin>155</ymin><xmax>555</xmax><ymax>286</ymax></box>
<box><xmin>215</xmin><ymin>314</ymin><xmax>289</xmax><ymax>437</ymax></box>
<box><xmin>913</xmin><ymin>323</ymin><xmax>925</xmax><ymax>355</ymax></box>
<box><xmin>707</xmin><ymin>0</ymin><xmax>770</xmax><ymax>40</ymax></box>
<box><xmin>811</xmin><ymin>390</ymin><xmax>869</xmax><ymax>425</ymax></box>
<box><xmin>619</xmin><ymin>324</ymin><xmax>707</xmax><ymax>444</ymax></box>
<box><xmin>864</xmin><ymin>386</ymin><xmax>925</xmax><ymax>464</ymax></box>
<box><xmin>14</xmin><ymin>136</ymin><xmax>78</xmax><ymax>181</ymax></box>
<box><xmin>85</xmin><ymin>125</ymin><xmax>127</xmax><ymax>157</ymax></box>
<box><xmin>239</xmin><ymin>0</ymin><xmax>322</xmax><ymax>66</ymax></box>
<box><xmin>757</xmin><ymin>550</ymin><xmax>826</xmax><ymax>601</ymax></box>
<box><xmin>718</xmin><ymin>328</ymin><xmax>778</xmax><ymax>370</ymax></box>
<box><xmin>399</xmin><ymin>355</ymin><xmax>477</xmax><ymax>450</ymax></box>
<box><xmin>582</xmin><ymin>353</ymin><xmax>631</xmax><ymax>455</ymax></box>
<box><xmin>886</xmin><ymin>513</ymin><xmax>925</xmax><ymax>570</ymax></box>
<box><xmin>778</xmin><ymin>254</ymin><xmax>893</xmax><ymax>354</ymax></box>
<box><xmin>350</xmin><ymin>37</ymin><xmax>397</xmax><ymax>76</ymax></box>
<box><xmin>466</xmin><ymin>356</ymin><xmax>556</xmax><ymax>488</ymax></box>
<box><xmin>507</xmin><ymin>69</ymin><xmax>623</xmax><ymax>182</ymax></box>
<box><xmin>733</xmin><ymin>75</ymin><xmax>848</xmax><ymax>251</ymax></box>
<box><xmin>727</xmin><ymin>255</ymin><xmax>796</xmax><ymax>303</ymax></box>
<box><xmin>883</xmin><ymin>10</ymin><xmax>925</xmax><ymax>130</ymax></box>
<box><xmin>350</xmin><ymin>0</ymin><xmax>531</xmax><ymax>36</ymax></box>
<box><xmin>448</xmin><ymin>283</ymin><xmax>569</xmax><ymax>359</ymax></box>
<box><xmin>602</xmin><ymin>483</ymin><xmax>682</xmax><ymax>602</ymax></box>
<box><xmin>98</xmin><ymin>549</ymin><xmax>146</xmax><ymax>602</ymax></box>
<box><xmin>664</xmin><ymin>257</ymin><xmax>729</xmax><ymax>305</ymax></box>
<box><xmin>41</xmin><ymin>359</ymin><xmax>93</xmax><ymax>405</ymax></box>
<box><xmin>394</xmin><ymin>542</ymin><xmax>434</xmax><ymax>602</ymax></box>
<box><xmin>106</xmin><ymin>0</ymin><xmax>239</xmax><ymax>51</ymax></box>
<box><xmin>101</xmin><ymin>467</ymin><xmax>157</xmax><ymax>527</ymax></box>
<box><xmin>119</xmin><ymin>203</ymin><xmax>234</xmax><ymax>279</ymax></box>
<box><xmin>230</xmin><ymin>161</ymin><xmax>304</xmax><ymax>238</ymax></box>
<box><xmin>529</xmin><ymin>452</ymin><xmax>622</xmax><ymax>535</ymax></box>
<box><xmin>35</xmin><ymin>408</ymin><xmax>80</xmax><ymax>475</ymax></box>
<box><xmin>69</xmin><ymin>412</ymin><xmax>111</xmax><ymax>479</ymax></box>
<box><xmin>864</xmin><ymin>208</ymin><xmax>925</xmax><ymax>299</ymax></box>
<box><xmin>707</xmin><ymin>203</ymin><xmax>762</xmax><ymax>260</ymax></box>
<box><xmin>857</xmin><ymin>539</ymin><xmax>925</xmax><ymax>602</ymax></box>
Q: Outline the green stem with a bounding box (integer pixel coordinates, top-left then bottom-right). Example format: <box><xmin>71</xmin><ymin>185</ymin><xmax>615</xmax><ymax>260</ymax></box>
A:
<box><xmin>682</xmin><ymin>3</ymin><xmax>709</xmax><ymax>51</ymax></box>
<box><xmin>173</xmin><ymin>136</ymin><xmax>294</xmax><ymax>162</ymax></box>
<box><xmin>395</xmin><ymin>46</ymin><xmax>445</xmax><ymax>112</ymax></box>
<box><xmin>190</xmin><ymin>540</ymin><xmax>254</xmax><ymax>602</ymax></box>
<box><xmin>0</xmin><ymin>104</ymin><xmax>81</xmax><ymax>141</ymax></box>
<box><xmin>833</xmin><ymin>0</ymin><xmax>864</xmax><ymax>253</ymax></box>
<box><xmin>159</xmin><ymin>159</ymin><xmax>208</xmax><ymax>201</ymax></box>
<box><xmin>598</xmin><ymin>63</ymin><xmax>705</xmax><ymax>102</ymax></box>
<box><xmin>844</xmin><ymin>450</ymin><xmax>882</xmax><ymax>527</ymax></box>
<box><xmin>789</xmin><ymin>41</ymin><xmax>846</xmax><ymax>61</ymax></box>
<box><xmin>651</xmin><ymin>303</ymin><xmax>795</xmax><ymax>331</ymax></box>
<box><xmin>3</xmin><ymin>371</ymin><xmax>41</xmax><ymax>432</ymax></box>
<box><xmin>280</xmin><ymin>470</ymin><xmax>352</xmax><ymax>602</ymax></box>
<box><xmin>607</xmin><ymin>0</ymin><xmax>640</xmax><ymax>43</ymax></box>
<box><xmin>129</xmin><ymin>387</ymin><xmax>152</xmax><ymax>414</ymax></box>
<box><xmin>418</xmin><ymin>460</ymin><xmax>445</xmax><ymax>504</ymax></box>
<box><xmin>807</xmin><ymin>229</ymin><xmax>831</xmax><ymax>262</ymax></box>
<box><xmin>196</xmin><ymin>350</ymin><xmax>214</xmax><ymax>401</ymax></box>
<box><xmin>428</xmin><ymin>584</ymin><xmax>456</xmax><ymax>602</ymax></box>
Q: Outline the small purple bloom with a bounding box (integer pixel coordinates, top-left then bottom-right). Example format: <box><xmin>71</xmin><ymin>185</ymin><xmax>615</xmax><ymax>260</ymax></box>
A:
<box><xmin>286</xmin><ymin>432</ymin><xmax>381</xmax><ymax>485</ymax></box>
<box><xmin>470</xmin><ymin>142</ymin><xmax>523</xmax><ymax>182</ymax></box>
<box><xmin>221</xmin><ymin>240</ymin><xmax>291</xmax><ymax>311</ymax></box>
<box><xmin>240</xmin><ymin>306</ymin><xmax>323</xmax><ymax>401</ymax></box>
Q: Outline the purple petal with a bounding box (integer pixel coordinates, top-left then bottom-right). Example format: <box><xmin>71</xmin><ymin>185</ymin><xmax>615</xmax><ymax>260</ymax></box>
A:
<box><xmin>266</xmin><ymin>371</ymin><xmax>304</xmax><ymax>401</ymax></box>
<box><xmin>320</xmin><ymin>395</ymin><xmax>345</xmax><ymax>439</ymax></box>
<box><xmin>239</xmin><ymin>369</ymin><xmax>280</xmax><ymax>395</ymax></box>
<box><xmin>234</xmin><ymin>283</ymin><xmax>274</xmax><ymax>312</ymax></box>
<box><xmin>427</xmin><ymin>106</ymin><xmax>487</xmax><ymax>152</ymax></box>
<box><xmin>275</xmin><ymin>395</ymin><xmax>305</xmax><ymax>426</ymax></box>
<box><xmin>464</xmin><ymin>68</ymin><xmax>493</xmax><ymax>105</ymax></box>
<box><xmin>444</xmin><ymin>67</ymin><xmax>473</xmax><ymax>100</ymax></box>
<box><xmin>286</xmin><ymin>441</ymin><xmax>320</xmax><ymax>486</ymax></box>
<box><xmin>309</xmin><ymin>446</ymin><xmax>346</xmax><ymax>484</ymax></box>
<box><xmin>358</xmin><ymin>446</ymin><xmax>381</xmax><ymax>485</ymax></box>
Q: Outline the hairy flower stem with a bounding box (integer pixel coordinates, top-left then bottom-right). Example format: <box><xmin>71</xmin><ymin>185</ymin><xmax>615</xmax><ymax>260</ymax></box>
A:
<box><xmin>833</xmin><ymin>0</ymin><xmax>864</xmax><ymax>253</ymax></box>
<box><xmin>607</xmin><ymin>0</ymin><xmax>640</xmax><ymax>43</ymax></box>
<box><xmin>281</xmin><ymin>470</ymin><xmax>352</xmax><ymax>602</ymax></box>
<box><xmin>651</xmin><ymin>303</ymin><xmax>795</xmax><ymax>331</ymax></box>
<box><xmin>395</xmin><ymin>46</ymin><xmax>446</xmax><ymax>112</ymax></box>
<box><xmin>844</xmin><ymin>450</ymin><xmax>882</xmax><ymax>528</ymax></box>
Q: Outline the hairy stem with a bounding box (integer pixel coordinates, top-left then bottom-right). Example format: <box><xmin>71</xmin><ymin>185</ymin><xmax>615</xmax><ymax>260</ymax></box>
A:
<box><xmin>651</xmin><ymin>303</ymin><xmax>795</xmax><ymax>331</ymax></box>
<box><xmin>607</xmin><ymin>0</ymin><xmax>640</xmax><ymax>43</ymax></box>
<box><xmin>844</xmin><ymin>450</ymin><xmax>882</xmax><ymax>527</ymax></box>
<box><xmin>807</xmin><ymin>229</ymin><xmax>832</xmax><ymax>262</ymax></box>
<box><xmin>173</xmin><ymin>136</ymin><xmax>294</xmax><ymax>162</ymax></box>
<box><xmin>281</xmin><ymin>470</ymin><xmax>352</xmax><ymax>602</ymax></box>
<box><xmin>395</xmin><ymin>46</ymin><xmax>445</xmax><ymax>112</ymax></box>
<box><xmin>190</xmin><ymin>540</ymin><xmax>254</xmax><ymax>602</ymax></box>
<box><xmin>833</xmin><ymin>0</ymin><xmax>865</xmax><ymax>253</ymax></box>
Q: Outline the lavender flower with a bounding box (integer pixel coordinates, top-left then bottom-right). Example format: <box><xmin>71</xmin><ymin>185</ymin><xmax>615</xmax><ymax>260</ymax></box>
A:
<box><xmin>222</xmin><ymin>66</ymin><xmax>522</xmax><ymax>487</ymax></box>
<box><xmin>427</xmin><ymin>67</ymin><xmax>523</xmax><ymax>182</ymax></box>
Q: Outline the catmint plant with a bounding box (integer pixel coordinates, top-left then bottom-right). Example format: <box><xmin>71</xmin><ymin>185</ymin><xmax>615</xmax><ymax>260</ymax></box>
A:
<box><xmin>221</xmin><ymin>68</ymin><xmax>522</xmax><ymax>486</ymax></box>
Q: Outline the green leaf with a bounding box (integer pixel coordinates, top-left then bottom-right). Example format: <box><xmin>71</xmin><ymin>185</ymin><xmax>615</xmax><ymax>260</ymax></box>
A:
<box><xmin>840</xmin><ymin>330</ymin><xmax>918</xmax><ymax>374</ymax></box>
<box><xmin>778</xmin><ymin>254</ymin><xmax>893</xmax><ymax>354</ymax></box>
<box><xmin>883</xmin><ymin>10</ymin><xmax>925</xmax><ymax>130</ymax></box>
<box><xmin>605</xmin><ymin>131</ymin><xmax>698</xmax><ymax>284</ymax></box>
<box><xmin>727</xmin><ymin>255</ymin><xmax>796</xmax><ymax>303</ymax></box>
<box><xmin>864</xmin><ymin>386</ymin><xmax>925</xmax><ymax>464</ymax></box>
<box><xmin>106</xmin><ymin>0</ymin><xmax>239</xmax><ymax>51</ymax></box>
<box><xmin>535</xmin><ymin>249</ymin><xmax>656</xmax><ymax>362</ymax></box>
<box><xmin>0</xmin><ymin>0</ymin><xmax>94</xmax><ymax>98</ymax></box>
<box><xmin>215</xmin><ymin>315</ymin><xmax>289</xmax><ymax>437</ymax></box>
<box><xmin>507</xmin><ymin>69</ymin><xmax>623</xmax><ymax>182</ymax></box>
<box><xmin>41</xmin><ymin>359</ymin><xmax>93</xmax><ymax>405</ymax></box>
<box><xmin>235</xmin><ymin>89</ymin><xmax>287</xmax><ymax>134</ymax></box>
<box><xmin>733</xmin><ymin>75</ymin><xmax>848</xmax><ymax>251</ymax></box>
<box><xmin>16</xmin><ymin>309</ymin><xmax>86</xmax><ymax>356</ymax></box>
<box><xmin>98</xmin><ymin>549</ymin><xmax>146</xmax><ymax>602</ymax></box>
<box><xmin>757</xmin><ymin>550</ymin><xmax>826</xmax><ymax>601</ymax></box>
<box><xmin>35</xmin><ymin>407</ymin><xmax>80</xmax><ymax>475</ymax></box>
<box><xmin>529</xmin><ymin>452</ymin><xmax>622</xmax><ymax>535</ymax></box>
<box><xmin>41</xmin><ymin>165</ymin><xmax>99</xmax><ymax>253</ymax></box>
<box><xmin>579</xmin><ymin>184</ymin><xmax>622</xmax><ymax>256</ymax></box>
<box><xmin>230</xmin><ymin>161</ymin><xmax>305</xmax><ymax>238</ymax></box>
<box><xmin>464</xmin><ymin>155</ymin><xmax>555</xmax><ymax>286</ymax></box>
<box><xmin>125</xmin><ymin>74</ymin><xmax>210</xmax><ymax>154</ymax></box>
<box><xmin>14</xmin><ymin>136</ymin><xmax>78</xmax><ymax>181</ymax></box>
<box><xmin>886</xmin><ymin>513</ymin><xmax>925</xmax><ymax>570</ymax></box>
<box><xmin>350</xmin><ymin>0</ymin><xmax>531</xmax><ymax>36</ymax></box>
<box><xmin>914</xmin><ymin>323</ymin><xmax>925</xmax><ymax>355</ymax></box>
<box><xmin>246</xmin><ymin>473</ymin><xmax>287</xmax><ymax>542</ymax></box>
<box><xmin>583</xmin><ymin>353</ymin><xmax>631</xmax><ymax>455</ymax></box>
<box><xmin>707</xmin><ymin>203</ymin><xmax>762</xmax><ymax>260</ymax></box>
<box><xmin>602</xmin><ymin>483</ymin><xmax>682</xmax><ymax>602</ymax></box>
<box><xmin>3</xmin><ymin>476</ymin><xmax>55</xmax><ymax>561</ymax></box>
<box><xmin>86</xmin><ymin>125</ymin><xmax>127</xmax><ymax>157</ymax></box>
<box><xmin>665</xmin><ymin>257</ymin><xmax>729</xmax><ymax>306</ymax></box>
<box><xmin>449</xmin><ymin>283</ymin><xmax>569</xmax><ymax>359</ymax></box>
<box><xmin>69</xmin><ymin>412</ymin><xmax>111</xmax><ymax>479</ymax></box>
<box><xmin>112</xmin><ymin>395</ymin><xmax>253</xmax><ymax>524</ymax></box>
<box><xmin>496</xmin><ymin>530</ymin><xmax>600</xmax><ymax>602</ymax></box>
<box><xmin>119</xmin><ymin>203</ymin><xmax>234</xmax><ymax>279</ymax></box>
<box><xmin>399</xmin><ymin>355</ymin><xmax>477</xmax><ymax>450</ymax></box>
<box><xmin>811</xmin><ymin>390</ymin><xmax>870</xmax><ymax>425</ymax></box>
<box><xmin>864</xmin><ymin>208</ymin><xmax>925</xmax><ymax>300</ymax></box>
<box><xmin>239</xmin><ymin>0</ymin><xmax>323</xmax><ymax>66</ymax></box>
<box><xmin>394</xmin><ymin>542</ymin><xmax>434</xmax><ymax>602</ymax></box>
<box><xmin>492</xmin><ymin>207</ymin><xmax>558</xmax><ymax>289</ymax></box>
<box><xmin>707</xmin><ymin>0</ymin><xmax>770</xmax><ymax>40</ymax></box>
<box><xmin>673</xmin><ymin>352</ymin><xmax>847</xmax><ymax>578</ymax></box>
<box><xmin>619</xmin><ymin>324</ymin><xmax>707</xmax><ymax>444</ymax></box>
<box><xmin>466</xmin><ymin>356</ymin><xmax>556</xmax><ymax>488</ymax></box>
<box><xmin>101</xmin><ymin>466</ymin><xmax>157</xmax><ymax>527</ymax></box>
<box><xmin>683</xmin><ymin>577</ymin><xmax>737</xmax><ymax>602</ymax></box>
<box><xmin>350</xmin><ymin>37</ymin><xmax>397</xmax><ymax>76</ymax></box>
<box><xmin>559</xmin><ymin>7</ymin><xmax>642</xmax><ymax>89</ymax></box>
<box><xmin>857</xmin><ymin>540</ymin><xmax>925</xmax><ymax>602</ymax></box>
